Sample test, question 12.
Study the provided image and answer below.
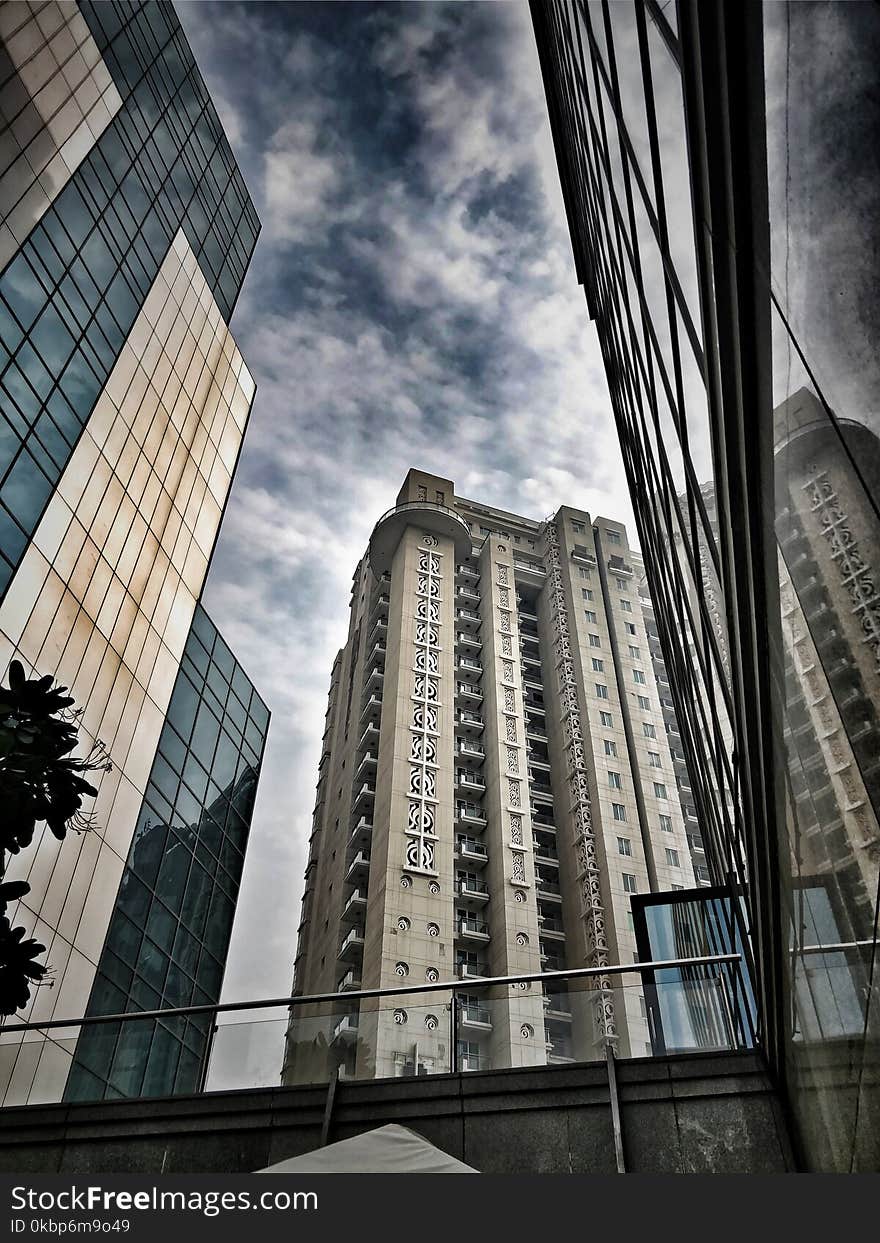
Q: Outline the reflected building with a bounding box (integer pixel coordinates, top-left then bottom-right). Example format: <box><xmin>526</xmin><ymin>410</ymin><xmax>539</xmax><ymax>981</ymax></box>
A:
<box><xmin>0</xmin><ymin>2</ymin><xmax>266</xmax><ymax>1104</ymax></box>
<box><xmin>531</xmin><ymin>0</ymin><xmax>880</xmax><ymax>1170</ymax></box>
<box><xmin>284</xmin><ymin>470</ymin><xmax>695</xmax><ymax>1086</ymax></box>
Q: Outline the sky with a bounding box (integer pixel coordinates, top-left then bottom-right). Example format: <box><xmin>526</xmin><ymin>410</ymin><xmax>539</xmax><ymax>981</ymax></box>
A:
<box><xmin>175</xmin><ymin>0</ymin><xmax>631</xmax><ymax>1005</ymax></box>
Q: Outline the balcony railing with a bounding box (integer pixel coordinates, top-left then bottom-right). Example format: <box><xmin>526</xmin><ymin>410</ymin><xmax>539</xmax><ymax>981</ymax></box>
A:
<box><xmin>456</xmin><ymin>711</ymin><xmax>484</xmax><ymax>730</ymax></box>
<box><xmin>458</xmin><ymin>917</ymin><xmax>490</xmax><ymax>939</ymax></box>
<box><xmin>458</xmin><ymin>740</ymin><xmax>485</xmax><ymax>758</ymax></box>
<box><xmin>456</xmin><ymin>681</ymin><xmax>483</xmax><ymax>699</ymax></box>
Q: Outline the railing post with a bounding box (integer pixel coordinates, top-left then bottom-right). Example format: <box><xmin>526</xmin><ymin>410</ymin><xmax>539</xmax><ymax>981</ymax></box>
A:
<box><xmin>605</xmin><ymin>1042</ymin><xmax>626</xmax><ymax>1174</ymax></box>
<box><xmin>196</xmin><ymin>1009</ymin><xmax>218</xmax><ymax>1093</ymax></box>
<box><xmin>450</xmin><ymin>994</ymin><xmax>459</xmax><ymax>1074</ymax></box>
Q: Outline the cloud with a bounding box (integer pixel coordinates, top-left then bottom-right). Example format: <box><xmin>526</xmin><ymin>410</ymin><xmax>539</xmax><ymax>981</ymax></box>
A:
<box><xmin>177</xmin><ymin>0</ymin><xmax>631</xmax><ymax>1007</ymax></box>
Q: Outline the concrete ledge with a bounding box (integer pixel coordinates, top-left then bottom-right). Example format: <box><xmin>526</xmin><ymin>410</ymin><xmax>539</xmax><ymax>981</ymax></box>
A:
<box><xmin>0</xmin><ymin>1051</ymin><xmax>793</xmax><ymax>1173</ymax></box>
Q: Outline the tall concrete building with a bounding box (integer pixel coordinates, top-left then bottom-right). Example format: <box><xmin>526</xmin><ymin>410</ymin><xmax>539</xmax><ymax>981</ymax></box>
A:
<box><xmin>0</xmin><ymin>1</ymin><xmax>267</xmax><ymax>1105</ymax></box>
<box><xmin>284</xmin><ymin>469</ymin><xmax>694</xmax><ymax>1083</ymax></box>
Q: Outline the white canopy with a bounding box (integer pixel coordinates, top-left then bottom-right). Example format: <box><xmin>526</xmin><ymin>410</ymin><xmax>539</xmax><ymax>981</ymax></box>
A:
<box><xmin>256</xmin><ymin>1124</ymin><xmax>478</xmax><ymax>1174</ymax></box>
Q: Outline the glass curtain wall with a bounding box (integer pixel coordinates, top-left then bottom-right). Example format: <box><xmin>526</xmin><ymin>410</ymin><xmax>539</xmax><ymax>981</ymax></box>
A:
<box><xmin>530</xmin><ymin>0</ymin><xmax>879</xmax><ymax>1170</ymax></box>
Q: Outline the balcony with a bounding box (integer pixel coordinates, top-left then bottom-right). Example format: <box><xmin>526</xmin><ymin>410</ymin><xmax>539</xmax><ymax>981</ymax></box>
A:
<box><xmin>457</xmin><ymin>916</ymin><xmax>490</xmax><ymax>942</ymax></box>
<box><xmin>456</xmin><ymin>838</ymin><xmax>488</xmax><ymax>866</ymax></box>
<box><xmin>458</xmin><ymin>1002</ymin><xmax>492</xmax><ymax>1030</ymax></box>
<box><xmin>355</xmin><ymin>751</ymin><xmax>377</xmax><ymax>781</ymax></box>
<box><xmin>368</xmin><ymin>592</ymin><xmax>390</xmax><ymax>620</ymax></box>
<box><xmin>345</xmin><ymin>851</ymin><xmax>371</xmax><ymax>882</ymax></box>
<box><xmin>366</xmin><ymin>613</ymin><xmax>387</xmax><ymax>645</ymax></box>
<box><xmin>458</xmin><ymin>739</ymin><xmax>485</xmax><ymax>762</ymax></box>
<box><xmin>538</xmin><ymin>914</ymin><xmax>565</xmax><ymax>940</ymax></box>
<box><xmin>513</xmin><ymin>559</ymin><xmax>546</xmax><ymax>579</ymax></box>
<box><xmin>348</xmin><ymin>816</ymin><xmax>373</xmax><ymax>849</ymax></box>
<box><xmin>518</xmin><ymin>606</ymin><xmax>538</xmax><ymax>622</ymax></box>
<box><xmin>338</xmin><ymin>928</ymin><xmax>365</xmax><ymax>960</ymax></box>
<box><xmin>455</xmin><ymin>681</ymin><xmax>483</xmax><ymax>704</ymax></box>
<box><xmin>540</xmin><ymin>951</ymin><xmax>564</xmax><ymax>972</ymax></box>
<box><xmin>456</xmin><ymin>961</ymin><xmax>488</xmax><ymax>980</ymax></box>
<box><xmin>363</xmin><ymin>665</ymin><xmax>384</xmax><ymax>693</ymax></box>
<box><xmin>456</xmin><ymin>770</ymin><xmax>486</xmax><ymax>793</ymax></box>
<box><xmin>455</xmin><ymin>711</ymin><xmax>485</xmax><ymax>733</ymax></box>
<box><xmin>341</xmin><ymin>889</ymin><xmax>367</xmax><ymax>923</ymax></box>
<box><xmin>457</xmin><ymin>631</ymin><xmax>482</xmax><ymax>650</ymax></box>
<box><xmin>530</xmin><ymin>782</ymin><xmax>554</xmax><ymax>803</ymax></box>
<box><xmin>455</xmin><ymin>607</ymin><xmax>481</xmax><ymax>628</ymax></box>
<box><xmin>458</xmin><ymin>1049</ymin><xmax>488</xmax><ymax>1072</ymax></box>
<box><xmin>543</xmin><ymin>994</ymin><xmax>573</xmax><ymax>1022</ymax></box>
<box><xmin>571</xmin><ymin>544</ymin><xmax>597</xmax><ymax>566</ymax></box>
<box><xmin>458</xmin><ymin>656</ymin><xmax>483</xmax><ymax>678</ymax></box>
<box><xmin>522</xmin><ymin>673</ymin><xmax>543</xmax><ymax>692</ymax></box>
<box><xmin>336</xmin><ymin>970</ymin><xmax>362</xmax><ymax>992</ymax></box>
<box><xmin>608</xmin><ymin>554</ymin><xmax>633</xmax><ymax>577</ymax></box>
<box><xmin>456</xmin><ymin>802</ymin><xmax>487</xmax><ymax>828</ymax></box>
<box><xmin>351</xmin><ymin>782</ymin><xmax>375</xmax><ymax>813</ymax></box>
<box><xmin>536</xmin><ymin>876</ymin><xmax>562</xmax><ymax>902</ymax></box>
<box><xmin>458</xmin><ymin>877</ymin><xmax>490</xmax><ymax>903</ymax></box>
<box><xmin>358</xmin><ymin>693</ymin><xmax>383</xmax><ymax>723</ymax></box>
<box><xmin>357</xmin><ymin>721</ymin><xmax>379</xmax><ymax>751</ymax></box>
<box><xmin>456</xmin><ymin>563</ymin><xmax>479</xmax><ymax>579</ymax></box>
<box><xmin>534</xmin><ymin>846</ymin><xmax>559</xmax><ymax>867</ymax></box>
<box><xmin>367</xmin><ymin>500</ymin><xmax>472</xmax><ymax>576</ymax></box>
<box><xmin>331</xmin><ymin>1013</ymin><xmax>359</xmax><ymax>1043</ymax></box>
<box><xmin>525</xmin><ymin>722</ymin><xmax>548</xmax><ymax>742</ymax></box>
<box><xmin>457</xmin><ymin>585</ymin><xmax>481</xmax><ymax>603</ymax></box>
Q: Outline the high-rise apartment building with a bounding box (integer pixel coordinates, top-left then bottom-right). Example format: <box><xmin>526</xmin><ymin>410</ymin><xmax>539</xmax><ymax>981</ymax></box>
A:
<box><xmin>530</xmin><ymin>0</ymin><xmax>879</xmax><ymax>1170</ymax></box>
<box><xmin>0</xmin><ymin>2</ymin><xmax>267</xmax><ymax>1105</ymax></box>
<box><xmin>284</xmin><ymin>469</ymin><xmax>694</xmax><ymax>1083</ymax></box>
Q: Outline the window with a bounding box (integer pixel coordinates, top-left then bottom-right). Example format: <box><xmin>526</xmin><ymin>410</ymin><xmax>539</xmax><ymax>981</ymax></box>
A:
<box><xmin>589</xmin><ymin>633</ymin><xmax>601</xmax><ymax>647</ymax></box>
<box><xmin>620</xmin><ymin>599</ymin><xmax>632</xmax><ymax>612</ymax></box>
<box><xmin>622</xmin><ymin>872</ymin><xmax>637</xmax><ymax>893</ymax></box>
<box><xmin>671</xmin><ymin>884</ymin><xmax>684</xmax><ymax>891</ymax></box>
<box><xmin>606</xmin><ymin>529</ymin><xmax>621</xmax><ymax>545</ymax></box>
<box><xmin>604</xmin><ymin>739</ymin><xmax>617</xmax><ymax>756</ymax></box>
<box><xmin>617</xmin><ymin>837</ymin><xmax>632</xmax><ymax>857</ymax></box>
<box><xmin>643</xmin><ymin>722</ymin><xmax>656</xmax><ymax>739</ymax></box>
<box><xmin>637</xmin><ymin>695</ymin><xmax>650</xmax><ymax>710</ymax></box>
<box><xmin>665</xmin><ymin>848</ymin><xmax>680</xmax><ymax>867</ymax></box>
<box><xmin>633</xmin><ymin>669</ymin><xmax>646</xmax><ymax>684</ymax></box>
<box><xmin>626</xmin><ymin>623</ymin><xmax>637</xmax><ymax>635</ymax></box>
<box><xmin>595</xmin><ymin>684</ymin><xmax>608</xmax><ymax>699</ymax></box>
<box><xmin>572</xmin><ymin>520</ymin><xmax>585</xmax><ymax>534</ymax></box>
<box><xmin>629</xmin><ymin>645</ymin><xmax>640</xmax><ymax>659</ymax></box>
<box><xmin>648</xmin><ymin>752</ymin><xmax>661</xmax><ymax>767</ymax></box>
<box><xmin>659</xmin><ymin>814</ymin><xmax>672</xmax><ymax>833</ymax></box>
<box><xmin>612</xmin><ymin>803</ymin><xmax>627</xmax><ymax>822</ymax></box>
<box><xmin>480</xmin><ymin>526</ymin><xmax>491</xmax><ymax>536</ymax></box>
<box><xmin>616</xmin><ymin>578</ymin><xmax>627</xmax><ymax>591</ymax></box>
<box><xmin>435</xmin><ymin>490</ymin><xmax>445</xmax><ymax>504</ymax></box>
<box><xmin>599</xmin><ymin>711</ymin><xmax>613</xmax><ymax>727</ymax></box>
<box><xmin>654</xmin><ymin>782</ymin><xmax>667</xmax><ymax>799</ymax></box>
<box><xmin>417</xmin><ymin>485</ymin><xmax>428</xmax><ymax>500</ymax></box>
<box><xmin>592</xmin><ymin>658</ymin><xmax>604</xmax><ymax>672</ymax></box>
<box><xmin>608</xmin><ymin>771</ymin><xmax>621</xmax><ymax>789</ymax></box>
<box><xmin>579</xmin><ymin>567</ymin><xmax>591</xmax><ymax>579</ymax></box>
<box><xmin>582</xmin><ymin>588</ymin><xmax>593</xmax><ymax>600</ymax></box>
<box><xmin>585</xmin><ymin>609</ymin><xmax>597</xmax><ymax>623</ymax></box>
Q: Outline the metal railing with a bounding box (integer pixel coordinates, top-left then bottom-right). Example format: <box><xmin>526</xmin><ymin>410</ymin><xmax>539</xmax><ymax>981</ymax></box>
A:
<box><xmin>0</xmin><ymin>954</ymin><xmax>744</xmax><ymax>1036</ymax></box>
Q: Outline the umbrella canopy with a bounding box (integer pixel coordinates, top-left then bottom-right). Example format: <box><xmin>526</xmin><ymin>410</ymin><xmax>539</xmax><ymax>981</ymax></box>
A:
<box><xmin>256</xmin><ymin>1124</ymin><xmax>478</xmax><ymax>1174</ymax></box>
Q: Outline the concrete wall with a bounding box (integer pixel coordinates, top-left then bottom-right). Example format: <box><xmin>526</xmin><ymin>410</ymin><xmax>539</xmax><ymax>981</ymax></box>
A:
<box><xmin>0</xmin><ymin>1051</ymin><xmax>794</xmax><ymax>1174</ymax></box>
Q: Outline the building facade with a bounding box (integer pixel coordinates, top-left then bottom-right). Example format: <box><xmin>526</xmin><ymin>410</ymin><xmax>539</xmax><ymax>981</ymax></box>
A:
<box><xmin>530</xmin><ymin>0</ymin><xmax>879</xmax><ymax>1170</ymax></box>
<box><xmin>284</xmin><ymin>469</ymin><xmax>695</xmax><ymax>1084</ymax></box>
<box><xmin>0</xmin><ymin>1</ymin><xmax>265</xmax><ymax>1105</ymax></box>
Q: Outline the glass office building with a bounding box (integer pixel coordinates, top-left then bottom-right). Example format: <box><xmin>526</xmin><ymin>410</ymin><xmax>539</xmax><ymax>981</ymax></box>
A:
<box><xmin>66</xmin><ymin>605</ymin><xmax>268</xmax><ymax>1101</ymax></box>
<box><xmin>531</xmin><ymin>0</ymin><xmax>879</xmax><ymax>1170</ymax></box>
<box><xmin>0</xmin><ymin>2</ymin><xmax>265</xmax><ymax>1105</ymax></box>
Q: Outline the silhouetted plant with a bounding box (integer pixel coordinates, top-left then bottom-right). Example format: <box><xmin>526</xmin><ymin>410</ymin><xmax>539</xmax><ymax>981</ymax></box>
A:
<box><xmin>0</xmin><ymin>660</ymin><xmax>111</xmax><ymax>1016</ymax></box>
